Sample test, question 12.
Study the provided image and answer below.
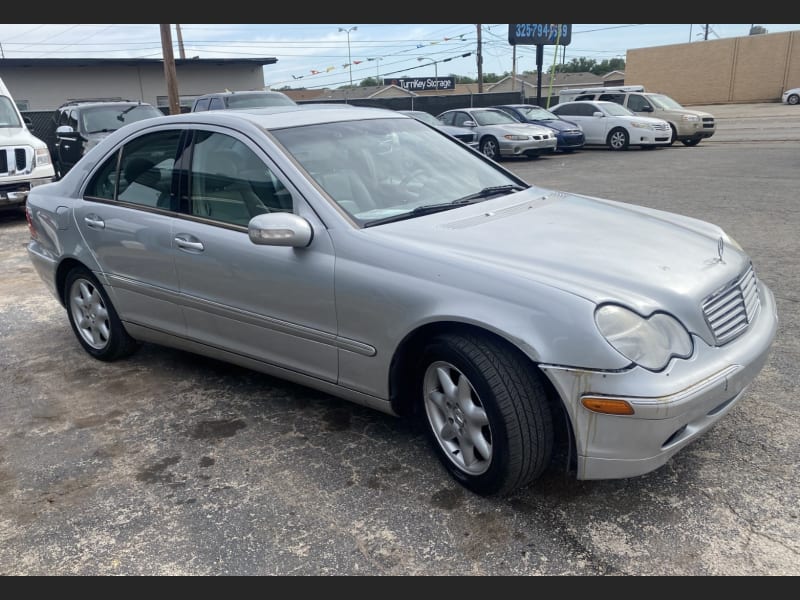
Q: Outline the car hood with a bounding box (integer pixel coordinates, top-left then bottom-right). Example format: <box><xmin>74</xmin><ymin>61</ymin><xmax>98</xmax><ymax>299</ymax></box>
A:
<box><xmin>0</xmin><ymin>125</ymin><xmax>43</xmax><ymax>145</ymax></box>
<box><xmin>370</xmin><ymin>186</ymin><xmax>749</xmax><ymax>338</ymax></box>
<box><xmin>667</xmin><ymin>107</ymin><xmax>715</xmax><ymax>118</ymax></box>
<box><xmin>528</xmin><ymin>119</ymin><xmax>580</xmax><ymax>132</ymax></box>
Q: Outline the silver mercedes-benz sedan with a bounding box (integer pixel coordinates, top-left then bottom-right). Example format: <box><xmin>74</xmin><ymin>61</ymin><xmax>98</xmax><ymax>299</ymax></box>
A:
<box><xmin>24</xmin><ymin>103</ymin><xmax>778</xmax><ymax>496</ymax></box>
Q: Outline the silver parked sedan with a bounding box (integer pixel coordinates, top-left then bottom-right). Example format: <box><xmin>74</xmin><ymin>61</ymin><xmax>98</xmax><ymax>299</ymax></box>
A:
<box><xmin>437</xmin><ymin>107</ymin><xmax>557</xmax><ymax>160</ymax></box>
<box><xmin>25</xmin><ymin>104</ymin><xmax>778</xmax><ymax>496</ymax></box>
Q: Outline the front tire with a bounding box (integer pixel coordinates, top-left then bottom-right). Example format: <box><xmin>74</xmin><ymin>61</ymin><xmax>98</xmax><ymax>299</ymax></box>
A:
<box><xmin>787</xmin><ymin>94</ymin><xmax>799</xmax><ymax>106</ymax></box>
<box><xmin>681</xmin><ymin>138</ymin><xmax>701</xmax><ymax>147</ymax></box>
<box><xmin>480</xmin><ymin>136</ymin><xmax>500</xmax><ymax>160</ymax></box>
<box><xmin>668</xmin><ymin>125</ymin><xmax>678</xmax><ymax>146</ymax></box>
<box><xmin>607</xmin><ymin>127</ymin><xmax>629</xmax><ymax>150</ymax></box>
<box><xmin>65</xmin><ymin>267</ymin><xmax>139</xmax><ymax>361</ymax></box>
<box><xmin>418</xmin><ymin>332</ymin><xmax>553</xmax><ymax>496</ymax></box>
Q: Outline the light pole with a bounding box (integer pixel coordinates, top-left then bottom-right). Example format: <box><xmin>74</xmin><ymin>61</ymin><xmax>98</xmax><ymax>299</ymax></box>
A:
<box><xmin>339</xmin><ymin>26</ymin><xmax>357</xmax><ymax>88</ymax></box>
<box><xmin>417</xmin><ymin>56</ymin><xmax>438</xmax><ymax>81</ymax></box>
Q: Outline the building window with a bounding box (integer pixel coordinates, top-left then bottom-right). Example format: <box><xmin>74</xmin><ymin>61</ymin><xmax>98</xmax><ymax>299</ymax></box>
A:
<box><xmin>156</xmin><ymin>95</ymin><xmax>198</xmax><ymax>110</ymax></box>
<box><xmin>15</xmin><ymin>100</ymin><xmax>30</xmax><ymax>111</ymax></box>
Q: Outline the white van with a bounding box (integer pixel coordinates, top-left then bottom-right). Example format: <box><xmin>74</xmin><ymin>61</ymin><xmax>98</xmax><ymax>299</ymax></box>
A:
<box><xmin>557</xmin><ymin>85</ymin><xmax>716</xmax><ymax>146</ymax></box>
<box><xmin>0</xmin><ymin>78</ymin><xmax>55</xmax><ymax>211</ymax></box>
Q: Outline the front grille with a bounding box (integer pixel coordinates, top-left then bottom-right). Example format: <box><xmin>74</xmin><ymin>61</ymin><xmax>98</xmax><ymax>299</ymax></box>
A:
<box><xmin>0</xmin><ymin>146</ymin><xmax>33</xmax><ymax>177</ymax></box>
<box><xmin>702</xmin><ymin>264</ymin><xmax>760</xmax><ymax>345</ymax></box>
<box><xmin>652</xmin><ymin>123</ymin><xmax>670</xmax><ymax>132</ymax></box>
<box><xmin>702</xmin><ymin>117</ymin><xmax>715</xmax><ymax>129</ymax></box>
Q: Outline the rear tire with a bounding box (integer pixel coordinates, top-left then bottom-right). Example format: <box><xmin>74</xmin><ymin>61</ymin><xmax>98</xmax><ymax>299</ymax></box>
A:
<box><xmin>64</xmin><ymin>266</ymin><xmax>139</xmax><ymax>361</ymax></box>
<box><xmin>418</xmin><ymin>332</ymin><xmax>553</xmax><ymax>496</ymax></box>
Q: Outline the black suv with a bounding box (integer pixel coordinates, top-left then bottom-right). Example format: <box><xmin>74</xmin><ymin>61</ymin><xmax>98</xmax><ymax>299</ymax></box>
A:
<box><xmin>50</xmin><ymin>98</ymin><xmax>163</xmax><ymax>178</ymax></box>
<box><xmin>190</xmin><ymin>90</ymin><xmax>296</xmax><ymax>112</ymax></box>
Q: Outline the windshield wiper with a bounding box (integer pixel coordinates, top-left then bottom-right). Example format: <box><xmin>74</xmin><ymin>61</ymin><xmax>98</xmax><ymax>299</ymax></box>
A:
<box><xmin>451</xmin><ymin>184</ymin><xmax>526</xmax><ymax>204</ymax></box>
<box><xmin>363</xmin><ymin>185</ymin><xmax>526</xmax><ymax>228</ymax></box>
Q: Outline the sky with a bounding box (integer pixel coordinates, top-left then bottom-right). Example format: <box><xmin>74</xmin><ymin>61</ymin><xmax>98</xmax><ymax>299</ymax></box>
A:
<box><xmin>0</xmin><ymin>24</ymin><xmax>797</xmax><ymax>91</ymax></box>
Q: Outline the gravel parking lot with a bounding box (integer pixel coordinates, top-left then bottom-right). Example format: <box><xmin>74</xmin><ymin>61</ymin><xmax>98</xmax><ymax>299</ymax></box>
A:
<box><xmin>1</xmin><ymin>102</ymin><xmax>798</xmax><ymax>575</ymax></box>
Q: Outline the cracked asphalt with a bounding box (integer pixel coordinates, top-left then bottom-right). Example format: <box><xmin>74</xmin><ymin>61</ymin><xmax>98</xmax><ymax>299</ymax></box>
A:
<box><xmin>1</xmin><ymin>102</ymin><xmax>798</xmax><ymax>575</ymax></box>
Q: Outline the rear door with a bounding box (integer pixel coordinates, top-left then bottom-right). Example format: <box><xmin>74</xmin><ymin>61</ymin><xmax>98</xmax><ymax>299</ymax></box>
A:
<box><xmin>74</xmin><ymin>127</ymin><xmax>186</xmax><ymax>336</ymax></box>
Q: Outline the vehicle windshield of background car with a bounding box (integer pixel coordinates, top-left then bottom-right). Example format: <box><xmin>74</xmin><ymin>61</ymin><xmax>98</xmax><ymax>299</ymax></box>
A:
<box><xmin>597</xmin><ymin>102</ymin><xmax>637</xmax><ymax>117</ymax></box>
<box><xmin>515</xmin><ymin>106</ymin><xmax>562</xmax><ymax>121</ymax></box>
<box><xmin>81</xmin><ymin>105</ymin><xmax>163</xmax><ymax>134</ymax></box>
<box><xmin>0</xmin><ymin>97</ymin><xmax>22</xmax><ymax>128</ymax></box>
<box><xmin>471</xmin><ymin>109</ymin><xmax>522</xmax><ymax>126</ymax></box>
<box><xmin>271</xmin><ymin>117</ymin><xmax>524</xmax><ymax>226</ymax></box>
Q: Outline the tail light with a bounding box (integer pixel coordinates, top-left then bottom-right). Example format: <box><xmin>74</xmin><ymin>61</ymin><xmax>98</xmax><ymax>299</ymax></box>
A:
<box><xmin>25</xmin><ymin>204</ymin><xmax>39</xmax><ymax>240</ymax></box>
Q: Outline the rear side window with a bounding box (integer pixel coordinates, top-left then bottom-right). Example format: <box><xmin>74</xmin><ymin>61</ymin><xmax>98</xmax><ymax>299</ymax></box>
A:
<box><xmin>84</xmin><ymin>129</ymin><xmax>183</xmax><ymax>209</ymax></box>
<box><xmin>598</xmin><ymin>93</ymin><xmax>625</xmax><ymax>104</ymax></box>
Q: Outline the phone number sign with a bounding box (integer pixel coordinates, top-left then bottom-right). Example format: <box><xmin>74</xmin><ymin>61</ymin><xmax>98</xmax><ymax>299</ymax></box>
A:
<box><xmin>508</xmin><ymin>24</ymin><xmax>572</xmax><ymax>46</ymax></box>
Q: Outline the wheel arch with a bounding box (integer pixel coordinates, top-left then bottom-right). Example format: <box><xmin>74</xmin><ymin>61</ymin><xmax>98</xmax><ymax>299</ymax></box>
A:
<box><xmin>55</xmin><ymin>257</ymin><xmax>91</xmax><ymax>307</ymax></box>
<box><xmin>387</xmin><ymin>320</ymin><xmax>575</xmax><ymax>471</ymax></box>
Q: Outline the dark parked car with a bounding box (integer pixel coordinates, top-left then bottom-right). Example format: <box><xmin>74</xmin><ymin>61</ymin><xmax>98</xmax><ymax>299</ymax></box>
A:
<box><xmin>51</xmin><ymin>99</ymin><xmax>163</xmax><ymax>179</ymax></box>
<box><xmin>191</xmin><ymin>90</ymin><xmax>296</xmax><ymax>112</ymax></box>
<box><xmin>398</xmin><ymin>110</ymin><xmax>479</xmax><ymax>149</ymax></box>
<box><xmin>25</xmin><ymin>104</ymin><xmax>777</xmax><ymax>496</ymax></box>
<box><xmin>492</xmin><ymin>104</ymin><xmax>585</xmax><ymax>152</ymax></box>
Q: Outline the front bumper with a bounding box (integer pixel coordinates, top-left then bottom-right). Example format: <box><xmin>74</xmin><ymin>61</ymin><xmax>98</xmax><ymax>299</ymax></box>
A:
<box><xmin>0</xmin><ymin>176</ymin><xmax>54</xmax><ymax>209</ymax></box>
<box><xmin>539</xmin><ymin>280</ymin><xmax>778</xmax><ymax>480</ymax></box>
<box><xmin>499</xmin><ymin>137</ymin><xmax>557</xmax><ymax>157</ymax></box>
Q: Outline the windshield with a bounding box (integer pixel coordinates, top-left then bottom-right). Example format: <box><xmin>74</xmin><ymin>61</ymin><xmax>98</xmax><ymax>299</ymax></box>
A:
<box><xmin>472</xmin><ymin>110</ymin><xmax>520</xmax><ymax>126</ymax></box>
<box><xmin>226</xmin><ymin>93</ymin><xmax>296</xmax><ymax>109</ymax></box>
<box><xmin>647</xmin><ymin>93</ymin><xmax>684</xmax><ymax>110</ymax></box>
<box><xmin>601</xmin><ymin>103</ymin><xmax>636</xmax><ymax>117</ymax></box>
<box><xmin>272</xmin><ymin>117</ymin><xmax>525</xmax><ymax>227</ymax></box>
<box><xmin>0</xmin><ymin>97</ymin><xmax>22</xmax><ymax>128</ymax></box>
<box><xmin>81</xmin><ymin>104</ymin><xmax>162</xmax><ymax>134</ymax></box>
<box><xmin>516</xmin><ymin>106</ymin><xmax>558</xmax><ymax>121</ymax></box>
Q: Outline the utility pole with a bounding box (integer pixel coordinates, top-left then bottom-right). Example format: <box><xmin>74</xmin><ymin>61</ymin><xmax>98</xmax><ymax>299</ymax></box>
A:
<box><xmin>476</xmin><ymin>24</ymin><xmax>483</xmax><ymax>93</ymax></box>
<box><xmin>511</xmin><ymin>45</ymin><xmax>517</xmax><ymax>92</ymax></box>
<box><xmin>175</xmin><ymin>24</ymin><xmax>186</xmax><ymax>60</ymax></box>
<box><xmin>159</xmin><ymin>24</ymin><xmax>181</xmax><ymax>115</ymax></box>
<box><xmin>704</xmin><ymin>24</ymin><xmax>709</xmax><ymax>41</ymax></box>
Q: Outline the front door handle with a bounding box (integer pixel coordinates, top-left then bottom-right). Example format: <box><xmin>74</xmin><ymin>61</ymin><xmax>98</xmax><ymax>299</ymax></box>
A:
<box><xmin>174</xmin><ymin>235</ymin><xmax>204</xmax><ymax>252</ymax></box>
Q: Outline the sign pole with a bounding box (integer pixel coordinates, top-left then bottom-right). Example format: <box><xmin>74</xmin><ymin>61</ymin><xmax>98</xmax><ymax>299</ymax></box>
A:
<box><xmin>536</xmin><ymin>44</ymin><xmax>543</xmax><ymax>106</ymax></box>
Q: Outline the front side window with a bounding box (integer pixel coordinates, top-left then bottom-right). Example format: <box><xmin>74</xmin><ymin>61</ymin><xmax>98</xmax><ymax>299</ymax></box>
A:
<box><xmin>208</xmin><ymin>98</ymin><xmax>225</xmax><ymax>110</ymax></box>
<box><xmin>189</xmin><ymin>131</ymin><xmax>291</xmax><ymax>227</ymax></box>
<box><xmin>627</xmin><ymin>94</ymin><xmax>652</xmax><ymax>112</ymax></box>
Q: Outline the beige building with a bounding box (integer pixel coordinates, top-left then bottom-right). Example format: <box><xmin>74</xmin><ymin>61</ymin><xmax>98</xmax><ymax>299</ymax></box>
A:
<box><xmin>625</xmin><ymin>29</ymin><xmax>800</xmax><ymax>105</ymax></box>
<box><xmin>0</xmin><ymin>57</ymin><xmax>276</xmax><ymax>111</ymax></box>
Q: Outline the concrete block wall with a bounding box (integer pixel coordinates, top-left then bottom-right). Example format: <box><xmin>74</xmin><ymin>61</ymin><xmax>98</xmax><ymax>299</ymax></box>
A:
<box><xmin>625</xmin><ymin>30</ymin><xmax>800</xmax><ymax>105</ymax></box>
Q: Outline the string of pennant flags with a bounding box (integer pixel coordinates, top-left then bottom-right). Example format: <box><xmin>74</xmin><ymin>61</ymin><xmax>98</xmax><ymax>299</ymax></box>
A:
<box><xmin>290</xmin><ymin>33</ymin><xmax>467</xmax><ymax>81</ymax></box>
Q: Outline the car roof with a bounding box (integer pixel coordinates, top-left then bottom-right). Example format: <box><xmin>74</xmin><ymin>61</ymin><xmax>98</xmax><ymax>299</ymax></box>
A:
<box><xmin>197</xmin><ymin>90</ymin><xmax>290</xmax><ymax>99</ymax></box>
<box><xmin>123</xmin><ymin>103</ymin><xmax>410</xmax><ymax>132</ymax></box>
<box><xmin>58</xmin><ymin>99</ymin><xmax>152</xmax><ymax>109</ymax></box>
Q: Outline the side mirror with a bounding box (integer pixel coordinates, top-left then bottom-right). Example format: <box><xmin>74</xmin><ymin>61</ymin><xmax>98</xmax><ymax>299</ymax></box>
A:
<box><xmin>248</xmin><ymin>212</ymin><xmax>313</xmax><ymax>248</ymax></box>
<box><xmin>462</xmin><ymin>120</ymin><xmax>477</xmax><ymax>127</ymax></box>
<box><xmin>23</xmin><ymin>116</ymin><xmax>33</xmax><ymax>127</ymax></box>
<box><xmin>640</xmin><ymin>106</ymin><xmax>654</xmax><ymax>112</ymax></box>
<box><xmin>56</xmin><ymin>125</ymin><xmax>77</xmax><ymax>136</ymax></box>
<box><xmin>592</xmin><ymin>112</ymin><xmax>604</xmax><ymax>118</ymax></box>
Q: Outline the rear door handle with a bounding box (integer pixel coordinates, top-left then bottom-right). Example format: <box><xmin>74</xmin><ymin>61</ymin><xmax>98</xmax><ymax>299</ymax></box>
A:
<box><xmin>84</xmin><ymin>215</ymin><xmax>105</xmax><ymax>229</ymax></box>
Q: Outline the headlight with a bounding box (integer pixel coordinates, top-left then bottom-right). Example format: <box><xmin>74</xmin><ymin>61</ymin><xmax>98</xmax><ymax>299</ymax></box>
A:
<box><xmin>681</xmin><ymin>115</ymin><xmax>699</xmax><ymax>122</ymax></box>
<box><xmin>595</xmin><ymin>305</ymin><xmax>693</xmax><ymax>371</ymax></box>
<box><xmin>504</xmin><ymin>134</ymin><xmax>531</xmax><ymax>141</ymax></box>
<box><xmin>630</xmin><ymin>121</ymin><xmax>653</xmax><ymax>130</ymax></box>
<box><xmin>35</xmin><ymin>147</ymin><xmax>52</xmax><ymax>167</ymax></box>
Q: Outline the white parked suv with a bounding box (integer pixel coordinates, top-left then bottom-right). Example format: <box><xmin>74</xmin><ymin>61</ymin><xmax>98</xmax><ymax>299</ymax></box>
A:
<box><xmin>549</xmin><ymin>100</ymin><xmax>672</xmax><ymax>150</ymax></box>
<box><xmin>0</xmin><ymin>78</ymin><xmax>55</xmax><ymax>211</ymax></box>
